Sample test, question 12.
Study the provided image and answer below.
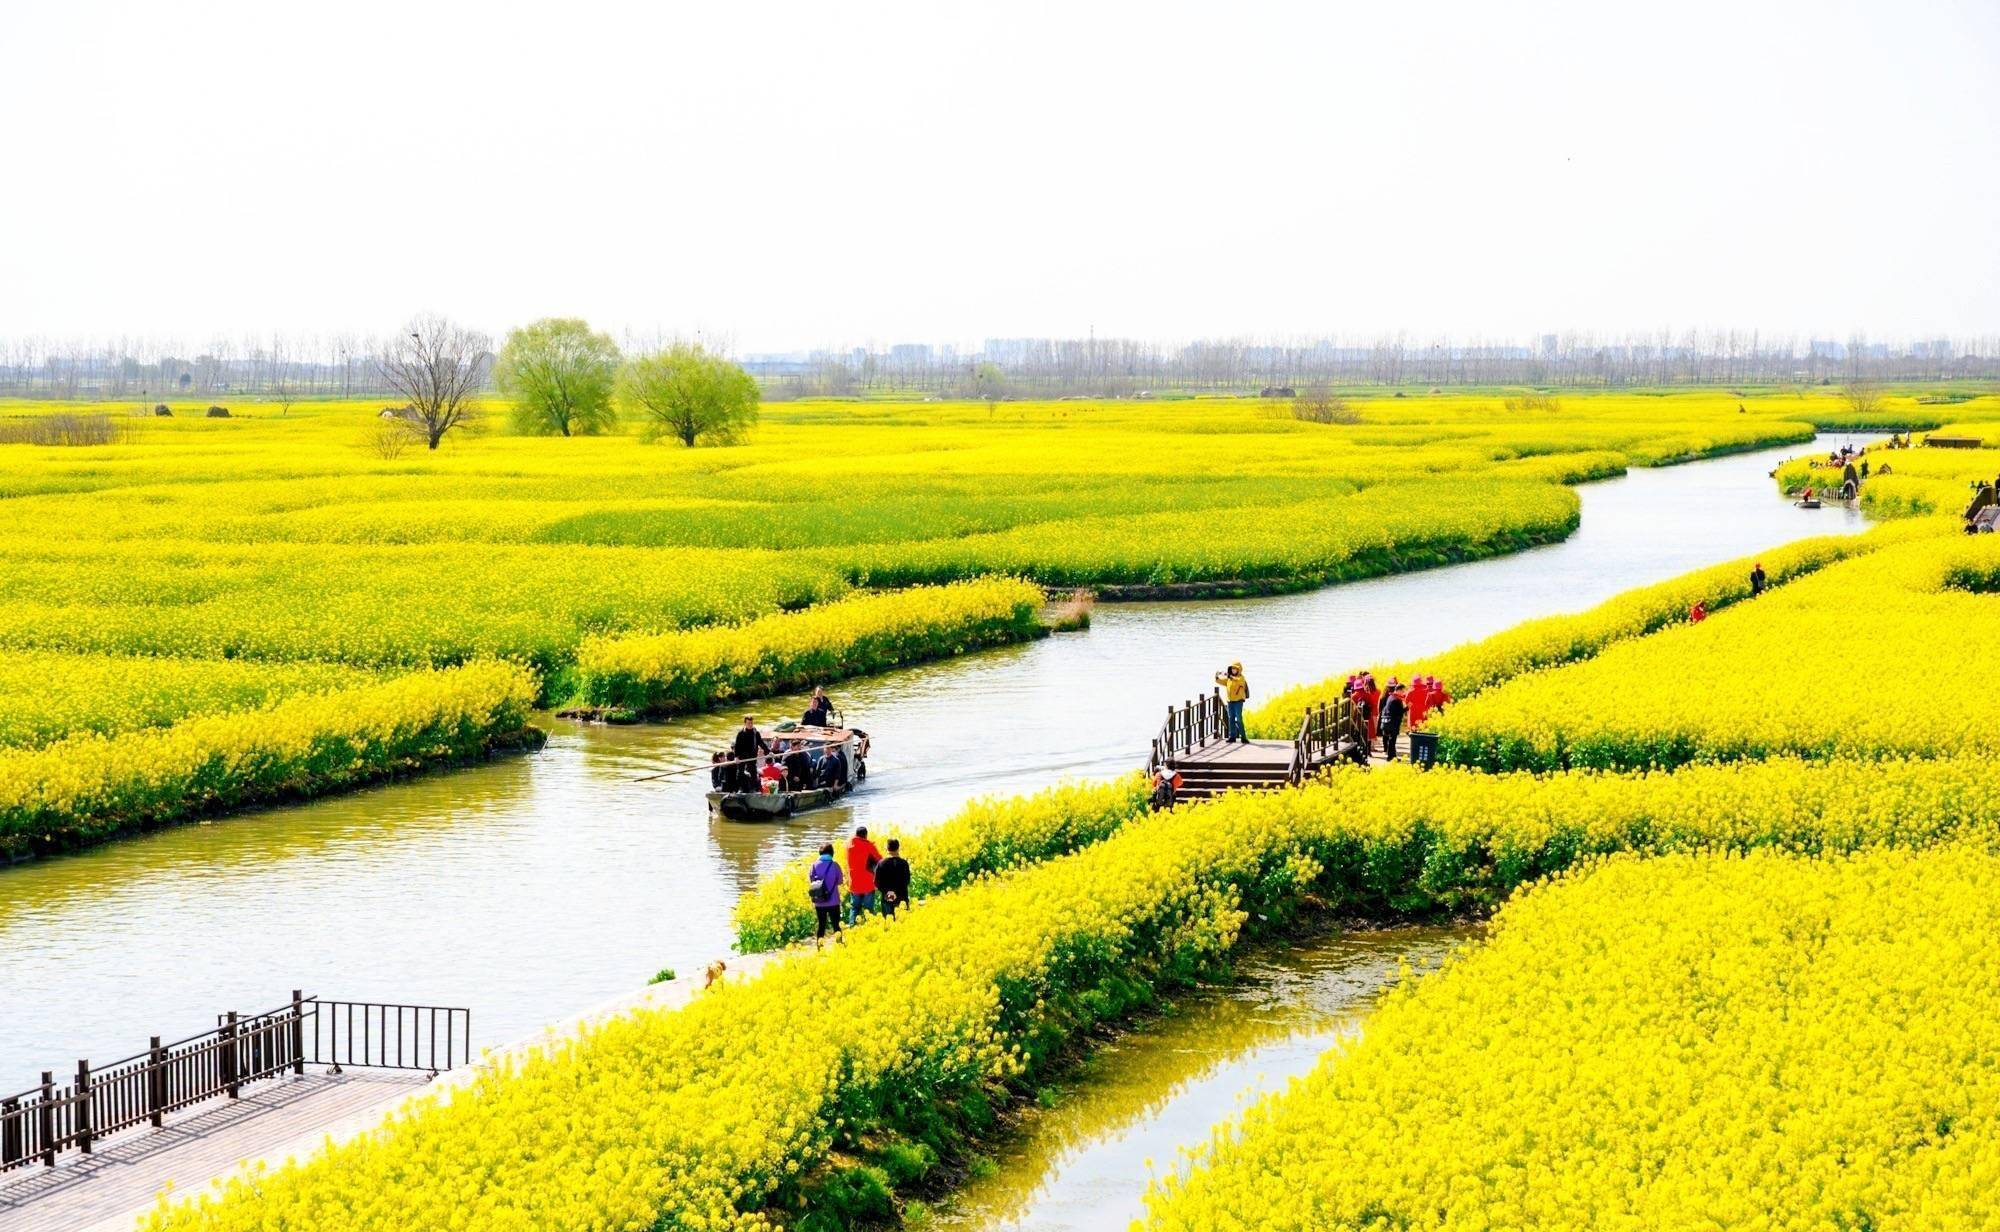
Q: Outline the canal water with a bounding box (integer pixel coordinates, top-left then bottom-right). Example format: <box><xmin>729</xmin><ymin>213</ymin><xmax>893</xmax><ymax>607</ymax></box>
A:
<box><xmin>931</xmin><ymin>927</ymin><xmax>1467</xmax><ymax>1232</ymax></box>
<box><xmin>0</xmin><ymin>438</ymin><xmax>1868</xmax><ymax>1083</ymax></box>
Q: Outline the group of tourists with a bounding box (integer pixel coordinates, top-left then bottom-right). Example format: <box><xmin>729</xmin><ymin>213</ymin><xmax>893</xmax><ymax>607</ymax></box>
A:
<box><xmin>806</xmin><ymin>825</ymin><xmax>913</xmax><ymax>943</ymax></box>
<box><xmin>1340</xmin><ymin>670</ymin><xmax>1450</xmax><ymax>761</ymax></box>
<box><xmin>711</xmin><ymin>687</ymin><xmax>853</xmax><ymax>795</ymax></box>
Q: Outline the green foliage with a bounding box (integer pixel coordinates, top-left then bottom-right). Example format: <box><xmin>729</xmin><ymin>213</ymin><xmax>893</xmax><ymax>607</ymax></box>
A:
<box><xmin>617</xmin><ymin>343</ymin><xmax>760</xmax><ymax>447</ymax></box>
<box><xmin>494</xmin><ymin>318</ymin><xmax>621</xmax><ymax>437</ymax></box>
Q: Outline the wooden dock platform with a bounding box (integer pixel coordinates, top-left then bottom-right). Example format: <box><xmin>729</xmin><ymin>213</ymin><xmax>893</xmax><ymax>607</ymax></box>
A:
<box><xmin>0</xmin><ymin>1070</ymin><xmax>429</xmax><ymax>1232</ymax></box>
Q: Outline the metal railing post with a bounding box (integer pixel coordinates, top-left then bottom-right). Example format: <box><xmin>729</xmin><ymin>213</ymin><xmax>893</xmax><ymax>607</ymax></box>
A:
<box><xmin>222</xmin><ymin>1012</ymin><xmax>240</xmax><ymax>1098</ymax></box>
<box><xmin>2</xmin><ymin>1096</ymin><xmax>21</xmax><ymax>1167</ymax></box>
<box><xmin>291</xmin><ymin>991</ymin><xmax>306</xmax><ymax>1076</ymax></box>
<box><xmin>148</xmin><ymin>1036</ymin><xmax>165</xmax><ymax>1127</ymax></box>
<box><xmin>38</xmin><ymin>1072</ymin><xmax>54</xmax><ymax>1167</ymax></box>
<box><xmin>75</xmin><ymin>1059</ymin><xmax>92</xmax><ymax>1154</ymax></box>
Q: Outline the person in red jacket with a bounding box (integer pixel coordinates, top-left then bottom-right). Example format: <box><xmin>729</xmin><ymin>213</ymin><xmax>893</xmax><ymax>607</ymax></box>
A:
<box><xmin>1407</xmin><ymin>677</ymin><xmax>1432</xmax><ymax>728</ymax></box>
<box><xmin>845</xmin><ymin>825</ymin><xmax>882</xmax><ymax>922</ymax></box>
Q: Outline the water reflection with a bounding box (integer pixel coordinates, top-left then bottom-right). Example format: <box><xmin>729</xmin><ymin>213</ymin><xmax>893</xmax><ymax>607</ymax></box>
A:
<box><xmin>0</xmin><ymin>439</ymin><xmax>1868</xmax><ymax>1081</ymax></box>
<box><xmin>934</xmin><ymin>928</ymin><xmax>1467</xmax><ymax>1232</ymax></box>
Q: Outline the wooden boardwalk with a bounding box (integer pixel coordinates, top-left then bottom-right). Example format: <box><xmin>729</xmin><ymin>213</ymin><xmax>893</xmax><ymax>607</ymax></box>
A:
<box><xmin>0</xmin><ymin>1070</ymin><xmax>429</xmax><ymax>1232</ymax></box>
<box><xmin>0</xmin><ymin>953</ymin><xmax>778</xmax><ymax>1232</ymax></box>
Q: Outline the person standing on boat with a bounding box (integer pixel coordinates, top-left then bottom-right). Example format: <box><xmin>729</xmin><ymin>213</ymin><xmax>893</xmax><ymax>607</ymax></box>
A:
<box><xmin>802</xmin><ymin>687</ymin><xmax>834</xmax><ymax>728</ymax></box>
<box><xmin>1749</xmin><ymin>562</ymin><xmax>1767</xmax><ymax>596</ymax></box>
<box><xmin>876</xmin><ymin>838</ymin><xmax>912</xmax><ymax>918</ymax></box>
<box><xmin>731</xmin><ymin>717</ymin><xmax>770</xmax><ymax>793</ymax></box>
<box><xmin>808</xmin><ymin>844</ymin><xmax>844</xmax><ymax>945</ymax></box>
<box><xmin>845</xmin><ymin>826</ymin><xmax>882</xmax><ymax>922</ymax></box>
<box><xmin>1215</xmin><ymin>663</ymin><xmax>1250</xmax><ymax>742</ymax></box>
<box><xmin>1380</xmin><ymin>679</ymin><xmax>1408</xmax><ymax>760</ymax></box>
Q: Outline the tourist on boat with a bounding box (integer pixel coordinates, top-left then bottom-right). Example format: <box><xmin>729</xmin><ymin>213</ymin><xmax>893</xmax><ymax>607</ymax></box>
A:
<box><xmin>710</xmin><ymin>750</ymin><xmax>731</xmax><ymax>790</ymax></box>
<box><xmin>1689</xmin><ymin>600</ymin><xmax>1707</xmax><ymax>624</ymax></box>
<box><xmin>731</xmin><ymin>717</ymin><xmax>770</xmax><ymax>792</ymax></box>
<box><xmin>846</xmin><ymin>826</ymin><xmax>882</xmax><ymax>921</ymax></box>
<box><xmin>1215</xmin><ymin>663</ymin><xmax>1250</xmax><ymax>742</ymax></box>
<box><xmin>808</xmin><ymin>844</ymin><xmax>844</xmax><ymax>944</ymax></box>
<box><xmin>818</xmin><ymin>743</ymin><xmax>850</xmax><ymax>791</ymax></box>
<box><xmin>783</xmin><ymin>742</ymin><xmax>814</xmax><ymax>790</ymax></box>
<box><xmin>876</xmin><ymin>838</ymin><xmax>912</xmax><ymax>918</ymax></box>
<box><xmin>759</xmin><ymin>756</ymin><xmax>786</xmax><ymax>793</ymax></box>
<box><xmin>802</xmin><ymin>687</ymin><xmax>834</xmax><ymax>728</ymax></box>
<box><xmin>1380</xmin><ymin>680</ymin><xmax>1408</xmax><ymax>760</ymax></box>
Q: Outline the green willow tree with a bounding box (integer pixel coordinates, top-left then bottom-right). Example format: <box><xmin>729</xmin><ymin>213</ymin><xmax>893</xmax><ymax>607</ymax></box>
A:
<box><xmin>617</xmin><ymin>344</ymin><xmax>760</xmax><ymax>446</ymax></box>
<box><xmin>494</xmin><ymin>318</ymin><xmax>621</xmax><ymax>436</ymax></box>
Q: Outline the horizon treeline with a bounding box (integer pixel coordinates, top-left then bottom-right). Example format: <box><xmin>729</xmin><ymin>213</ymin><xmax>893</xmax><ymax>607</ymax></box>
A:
<box><xmin>3</xmin><ymin>328</ymin><xmax>1995</xmax><ymax>402</ymax></box>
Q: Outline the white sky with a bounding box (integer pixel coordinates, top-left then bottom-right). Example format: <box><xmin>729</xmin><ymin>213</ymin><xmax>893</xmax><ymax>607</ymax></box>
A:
<box><xmin>3</xmin><ymin>0</ymin><xmax>1995</xmax><ymax>351</ymax></box>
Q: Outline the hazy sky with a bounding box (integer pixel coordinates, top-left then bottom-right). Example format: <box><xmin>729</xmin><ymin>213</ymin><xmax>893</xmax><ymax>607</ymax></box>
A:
<box><xmin>4</xmin><ymin>0</ymin><xmax>1995</xmax><ymax>350</ymax></box>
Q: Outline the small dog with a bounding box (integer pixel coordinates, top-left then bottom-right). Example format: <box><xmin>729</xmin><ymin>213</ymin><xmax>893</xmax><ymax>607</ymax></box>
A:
<box><xmin>702</xmin><ymin>959</ymin><xmax>728</xmax><ymax>989</ymax></box>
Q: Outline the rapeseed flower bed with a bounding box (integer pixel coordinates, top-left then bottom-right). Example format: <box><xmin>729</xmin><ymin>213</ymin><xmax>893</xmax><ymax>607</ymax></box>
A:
<box><xmin>142</xmin><ymin>751</ymin><xmax>2000</xmax><ymax>1229</ymax></box>
<box><xmin>0</xmin><ymin>650</ymin><xmax>373</xmax><ymax>749</ymax></box>
<box><xmin>1142</xmin><ymin>846</ymin><xmax>2000</xmax><ymax>1232</ymax></box>
<box><xmin>1436</xmin><ymin>533</ymin><xmax>2000</xmax><ymax>770</ymax></box>
<box><xmin>1250</xmin><ymin>518</ymin><xmax>1947</xmax><ymax>737</ymax></box>
<box><xmin>575</xmin><ymin>578</ymin><xmax>1046</xmax><ymax>715</ymax></box>
<box><xmin>0</xmin><ymin>661</ymin><xmax>536</xmax><ymax>858</ymax></box>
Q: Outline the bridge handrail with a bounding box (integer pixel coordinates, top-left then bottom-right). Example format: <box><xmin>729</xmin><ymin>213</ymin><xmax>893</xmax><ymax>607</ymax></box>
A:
<box><xmin>1148</xmin><ymin>688</ymin><xmax>1228</xmax><ymax>772</ymax></box>
<box><xmin>0</xmin><ymin>993</ymin><xmax>470</xmax><ymax>1174</ymax></box>
<box><xmin>1288</xmin><ymin>695</ymin><xmax>1360</xmax><ymax>783</ymax></box>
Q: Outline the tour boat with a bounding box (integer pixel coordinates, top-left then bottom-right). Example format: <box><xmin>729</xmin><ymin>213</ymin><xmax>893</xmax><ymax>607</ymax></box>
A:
<box><xmin>706</xmin><ymin>724</ymin><xmax>870</xmax><ymax>822</ymax></box>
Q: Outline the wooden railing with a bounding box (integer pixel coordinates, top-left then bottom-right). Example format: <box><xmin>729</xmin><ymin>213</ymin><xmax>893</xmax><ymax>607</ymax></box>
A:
<box><xmin>1148</xmin><ymin>688</ymin><xmax>1229</xmax><ymax>772</ymax></box>
<box><xmin>0</xmin><ymin>993</ymin><xmax>470</xmax><ymax>1174</ymax></box>
<box><xmin>1288</xmin><ymin>695</ymin><xmax>1362</xmax><ymax>783</ymax></box>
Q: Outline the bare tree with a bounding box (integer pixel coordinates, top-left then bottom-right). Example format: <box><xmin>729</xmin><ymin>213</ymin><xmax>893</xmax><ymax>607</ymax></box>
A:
<box><xmin>1291</xmin><ymin>384</ymin><xmax>1357</xmax><ymax>424</ymax></box>
<box><xmin>1842</xmin><ymin>379</ymin><xmax>1884</xmax><ymax>418</ymax></box>
<box><xmin>379</xmin><ymin>314</ymin><xmax>490</xmax><ymax>449</ymax></box>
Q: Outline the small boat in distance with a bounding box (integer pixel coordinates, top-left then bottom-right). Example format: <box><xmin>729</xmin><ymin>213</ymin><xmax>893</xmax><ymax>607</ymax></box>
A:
<box><xmin>706</xmin><ymin>723</ymin><xmax>871</xmax><ymax>822</ymax></box>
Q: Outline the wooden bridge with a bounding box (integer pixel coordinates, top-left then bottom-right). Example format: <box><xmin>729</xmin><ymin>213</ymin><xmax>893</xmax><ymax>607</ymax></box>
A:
<box><xmin>1148</xmin><ymin>690</ymin><xmax>1391</xmax><ymax>799</ymax></box>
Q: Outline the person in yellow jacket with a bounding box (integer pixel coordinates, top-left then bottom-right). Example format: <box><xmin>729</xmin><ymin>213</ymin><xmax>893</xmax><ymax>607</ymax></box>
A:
<box><xmin>1215</xmin><ymin>662</ymin><xmax>1250</xmax><ymax>742</ymax></box>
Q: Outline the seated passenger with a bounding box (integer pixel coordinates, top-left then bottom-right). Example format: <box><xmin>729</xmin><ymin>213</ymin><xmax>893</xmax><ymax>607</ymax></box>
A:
<box><xmin>784</xmin><ymin>745</ymin><xmax>813</xmax><ymax>790</ymax></box>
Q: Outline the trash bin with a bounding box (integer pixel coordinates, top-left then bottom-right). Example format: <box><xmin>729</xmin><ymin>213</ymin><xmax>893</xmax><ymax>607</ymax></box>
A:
<box><xmin>1408</xmin><ymin>731</ymin><xmax>1439</xmax><ymax>769</ymax></box>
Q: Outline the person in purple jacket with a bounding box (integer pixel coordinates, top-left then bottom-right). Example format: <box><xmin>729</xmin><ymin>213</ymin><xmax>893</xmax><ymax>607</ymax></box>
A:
<box><xmin>808</xmin><ymin>843</ymin><xmax>844</xmax><ymax>946</ymax></box>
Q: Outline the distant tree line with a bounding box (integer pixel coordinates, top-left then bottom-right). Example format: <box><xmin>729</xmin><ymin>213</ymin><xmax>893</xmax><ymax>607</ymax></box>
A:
<box><xmin>4</xmin><ymin>328</ymin><xmax>1995</xmax><ymax>403</ymax></box>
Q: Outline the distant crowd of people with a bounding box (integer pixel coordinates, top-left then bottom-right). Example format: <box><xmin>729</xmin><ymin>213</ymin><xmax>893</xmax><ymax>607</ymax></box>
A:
<box><xmin>807</xmin><ymin>825</ymin><xmax>913</xmax><ymax>944</ymax></box>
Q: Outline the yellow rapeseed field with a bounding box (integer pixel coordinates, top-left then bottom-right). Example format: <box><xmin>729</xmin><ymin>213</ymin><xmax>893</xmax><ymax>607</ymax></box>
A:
<box><xmin>0</xmin><ymin>390</ymin><xmax>1844</xmax><ymax>845</ymax></box>
<box><xmin>1142</xmin><ymin>847</ymin><xmax>2000</xmax><ymax>1232</ymax></box>
<box><xmin>139</xmin><ymin>753</ymin><xmax>2000</xmax><ymax>1230</ymax></box>
<box><xmin>1436</xmin><ymin>532</ymin><xmax>2000</xmax><ymax>769</ymax></box>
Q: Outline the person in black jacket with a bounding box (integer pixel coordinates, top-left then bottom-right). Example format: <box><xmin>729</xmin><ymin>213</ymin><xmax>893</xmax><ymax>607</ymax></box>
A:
<box><xmin>782</xmin><ymin>742</ymin><xmax>813</xmax><ymax>791</ymax></box>
<box><xmin>875</xmin><ymin>838</ymin><xmax>912</xmax><ymax>917</ymax></box>
<box><xmin>802</xmin><ymin>686</ymin><xmax>833</xmax><ymax>728</ymax></box>
<box><xmin>1379</xmin><ymin>681</ymin><xmax>1408</xmax><ymax>761</ymax></box>
<box><xmin>1749</xmin><ymin>561</ymin><xmax>1767</xmax><ymax>596</ymax></box>
<box><xmin>730</xmin><ymin>717</ymin><xmax>769</xmax><ymax>792</ymax></box>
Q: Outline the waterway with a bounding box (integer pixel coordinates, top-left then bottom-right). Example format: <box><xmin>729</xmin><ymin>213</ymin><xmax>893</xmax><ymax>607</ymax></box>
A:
<box><xmin>932</xmin><ymin>927</ymin><xmax>1467</xmax><ymax>1232</ymax></box>
<box><xmin>0</xmin><ymin>437</ymin><xmax>1869</xmax><ymax>1083</ymax></box>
